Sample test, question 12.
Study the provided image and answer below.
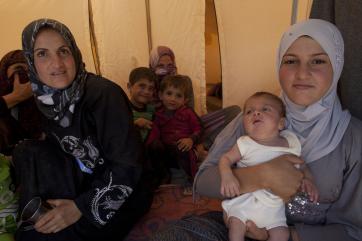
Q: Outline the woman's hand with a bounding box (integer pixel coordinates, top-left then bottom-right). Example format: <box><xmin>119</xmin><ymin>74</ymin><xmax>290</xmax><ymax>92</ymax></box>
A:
<box><xmin>34</xmin><ymin>199</ymin><xmax>82</xmax><ymax>234</ymax></box>
<box><xmin>177</xmin><ymin>138</ymin><xmax>193</xmax><ymax>152</ymax></box>
<box><xmin>3</xmin><ymin>76</ymin><xmax>32</xmax><ymax>108</ymax></box>
<box><xmin>290</xmin><ymin>227</ymin><xmax>300</xmax><ymax>241</ymax></box>
<box><xmin>301</xmin><ymin>178</ymin><xmax>319</xmax><ymax>203</ymax></box>
<box><xmin>260</xmin><ymin>154</ymin><xmax>304</xmax><ymax>202</ymax></box>
<box><xmin>134</xmin><ymin>118</ymin><xmax>153</xmax><ymax>129</ymax></box>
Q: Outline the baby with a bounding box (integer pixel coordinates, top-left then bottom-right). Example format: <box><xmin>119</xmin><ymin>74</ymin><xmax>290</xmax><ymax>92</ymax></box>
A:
<box><xmin>219</xmin><ymin>92</ymin><xmax>318</xmax><ymax>241</ymax></box>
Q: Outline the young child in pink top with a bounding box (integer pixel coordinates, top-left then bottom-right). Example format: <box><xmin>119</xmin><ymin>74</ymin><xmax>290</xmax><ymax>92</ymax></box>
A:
<box><xmin>147</xmin><ymin>75</ymin><xmax>202</xmax><ymax>186</ymax></box>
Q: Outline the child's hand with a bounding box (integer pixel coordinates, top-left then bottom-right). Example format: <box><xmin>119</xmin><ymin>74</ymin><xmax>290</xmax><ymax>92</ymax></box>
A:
<box><xmin>220</xmin><ymin>173</ymin><xmax>241</xmax><ymax>198</ymax></box>
<box><xmin>134</xmin><ymin>118</ymin><xmax>153</xmax><ymax>129</ymax></box>
<box><xmin>176</xmin><ymin>138</ymin><xmax>193</xmax><ymax>152</ymax></box>
<box><xmin>301</xmin><ymin>178</ymin><xmax>319</xmax><ymax>203</ymax></box>
<box><xmin>195</xmin><ymin>144</ymin><xmax>208</xmax><ymax>161</ymax></box>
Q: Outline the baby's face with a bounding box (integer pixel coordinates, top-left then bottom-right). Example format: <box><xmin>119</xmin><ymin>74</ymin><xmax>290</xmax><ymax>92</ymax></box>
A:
<box><xmin>242</xmin><ymin>95</ymin><xmax>284</xmax><ymax>140</ymax></box>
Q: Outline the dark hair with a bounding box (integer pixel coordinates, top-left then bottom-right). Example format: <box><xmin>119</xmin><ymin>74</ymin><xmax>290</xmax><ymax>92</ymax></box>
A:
<box><xmin>159</xmin><ymin>75</ymin><xmax>191</xmax><ymax>96</ymax></box>
<box><xmin>244</xmin><ymin>91</ymin><xmax>286</xmax><ymax>117</ymax></box>
<box><xmin>0</xmin><ymin>50</ymin><xmax>28</xmax><ymax>96</ymax></box>
<box><xmin>129</xmin><ymin>67</ymin><xmax>157</xmax><ymax>86</ymax></box>
<box><xmin>0</xmin><ymin>50</ymin><xmax>26</xmax><ymax>79</ymax></box>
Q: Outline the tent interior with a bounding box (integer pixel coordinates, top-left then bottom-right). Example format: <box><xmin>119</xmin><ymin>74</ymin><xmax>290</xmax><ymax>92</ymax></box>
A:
<box><xmin>0</xmin><ymin>1</ymin><xmax>316</xmax><ymax>240</ymax></box>
<box><xmin>0</xmin><ymin>0</ymin><xmax>313</xmax><ymax>115</ymax></box>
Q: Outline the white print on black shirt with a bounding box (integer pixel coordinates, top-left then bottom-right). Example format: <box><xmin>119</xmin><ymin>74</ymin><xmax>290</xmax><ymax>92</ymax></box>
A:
<box><xmin>91</xmin><ymin>172</ymin><xmax>132</xmax><ymax>225</ymax></box>
<box><xmin>54</xmin><ymin>134</ymin><xmax>104</xmax><ymax>169</ymax></box>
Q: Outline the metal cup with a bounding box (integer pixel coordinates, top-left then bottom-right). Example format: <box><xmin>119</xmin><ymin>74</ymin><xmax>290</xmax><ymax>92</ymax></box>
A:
<box><xmin>20</xmin><ymin>197</ymin><xmax>52</xmax><ymax>224</ymax></box>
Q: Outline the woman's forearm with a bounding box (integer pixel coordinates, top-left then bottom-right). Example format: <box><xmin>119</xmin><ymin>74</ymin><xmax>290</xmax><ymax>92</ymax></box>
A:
<box><xmin>195</xmin><ymin>155</ymin><xmax>303</xmax><ymax>201</ymax></box>
<box><xmin>195</xmin><ymin>165</ymin><xmax>264</xmax><ymax>199</ymax></box>
<box><xmin>240</xmin><ymin>155</ymin><xmax>303</xmax><ymax>202</ymax></box>
<box><xmin>2</xmin><ymin>80</ymin><xmax>32</xmax><ymax>109</ymax></box>
<box><xmin>233</xmin><ymin>164</ymin><xmax>265</xmax><ymax>194</ymax></box>
<box><xmin>2</xmin><ymin>93</ymin><xmax>21</xmax><ymax>109</ymax></box>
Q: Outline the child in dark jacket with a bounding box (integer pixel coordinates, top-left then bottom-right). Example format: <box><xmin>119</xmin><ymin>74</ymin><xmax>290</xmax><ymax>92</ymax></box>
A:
<box><xmin>147</xmin><ymin>75</ymin><xmax>202</xmax><ymax>187</ymax></box>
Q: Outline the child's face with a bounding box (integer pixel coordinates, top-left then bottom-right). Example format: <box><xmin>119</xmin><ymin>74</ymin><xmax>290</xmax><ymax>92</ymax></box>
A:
<box><xmin>159</xmin><ymin>86</ymin><xmax>187</xmax><ymax>111</ymax></box>
<box><xmin>242</xmin><ymin>95</ymin><xmax>285</xmax><ymax>140</ymax></box>
<box><xmin>128</xmin><ymin>78</ymin><xmax>155</xmax><ymax>107</ymax></box>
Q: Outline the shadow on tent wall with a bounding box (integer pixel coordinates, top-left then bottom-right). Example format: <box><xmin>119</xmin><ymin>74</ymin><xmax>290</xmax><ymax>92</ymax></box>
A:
<box><xmin>205</xmin><ymin>0</ymin><xmax>222</xmax><ymax>113</ymax></box>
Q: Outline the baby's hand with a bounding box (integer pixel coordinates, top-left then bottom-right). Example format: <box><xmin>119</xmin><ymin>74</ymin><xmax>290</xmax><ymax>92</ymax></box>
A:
<box><xmin>176</xmin><ymin>138</ymin><xmax>193</xmax><ymax>152</ymax></box>
<box><xmin>301</xmin><ymin>178</ymin><xmax>319</xmax><ymax>203</ymax></box>
<box><xmin>134</xmin><ymin>118</ymin><xmax>153</xmax><ymax>129</ymax></box>
<box><xmin>220</xmin><ymin>173</ymin><xmax>241</xmax><ymax>198</ymax></box>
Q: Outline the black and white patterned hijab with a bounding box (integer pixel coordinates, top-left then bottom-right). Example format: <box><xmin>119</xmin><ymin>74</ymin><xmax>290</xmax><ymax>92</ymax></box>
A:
<box><xmin>22</xmin><ymin>18</ymin><xmax>87</xmax><ymax>127</ymax></box>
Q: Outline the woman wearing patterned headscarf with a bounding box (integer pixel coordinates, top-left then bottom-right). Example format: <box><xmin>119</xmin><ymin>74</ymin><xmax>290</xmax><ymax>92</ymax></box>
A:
<box><xmin>149</xmin><ymin>45</ymin><xmax>177</xmax><ymax>80</ymax></box>
<box><xmin>0</xmin><ymin>50</ymin><xmax>43</xmax><ymax>154</ymax></box>
<box><xmin>183</xmin><ymin>19</ymin><xmax>361</xmax><ymax>241</ymax></box>
<box><xmin>14</xmin><ymin>19</ymin><xmax>153</xmax><ymax>241</ymax></box>
<box><xmin>149</xmin><ymin>45</ymin><xmax>195</xmax><ymax>108</ymax></box>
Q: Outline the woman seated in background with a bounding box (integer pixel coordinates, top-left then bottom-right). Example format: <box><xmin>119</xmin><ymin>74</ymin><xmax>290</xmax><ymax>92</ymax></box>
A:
<box><xmin>14</xmin><ymin>18</ymin><xmax>153</xmax><ymax>241</ymax></box>
<box><xmin>149</xmin><ymin>45</ymin><xmax>195</xmax><ymax>108</ymax></box>
<box><xmin>152</xmin><ymin>19</ymin><xmax>361</xmax><ymax>241</ymax></box>
<box><xmin>149</xmin><ymin>45</ymin><xmax>241</xmax><ymax>157</ymax></box>
<box><xmin>0</xmin><ymin>50</ymin><xmax>43</xmax><ymax>155</ymax></box>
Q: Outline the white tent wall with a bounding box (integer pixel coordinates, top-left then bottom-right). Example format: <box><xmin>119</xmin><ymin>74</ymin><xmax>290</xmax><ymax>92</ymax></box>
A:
<box><xmin>149</xmin><ymin>0</ymin><xmax>206</xmax><ymax>114</ymax></box>
<box><xmin>91</xmin><ymin>0</ymin><xmax>206</xmax><ymax>114</ymax></box>
<box><xmin>0</xmin><ymin>0</ymin><xmax>96</xmax><ymax>74</ymax></box>
<box><xmin>214</xmin><ymin>0</ymin><xmax>312</xmax><ymax>108</ymax></box>
<box><xmin>0</xmin><ymin>0</ymin><xmax>206</xmax><ymax>114</ymax></box>
<box><xmin>0</xmin><ymin>0</ymin><xmax>312</xmax><ymax>115</ymax></box>
<box><xmin>91</xmin><ymin>0</ymin><xmax>150</xmax><ymax>92</ymax></box>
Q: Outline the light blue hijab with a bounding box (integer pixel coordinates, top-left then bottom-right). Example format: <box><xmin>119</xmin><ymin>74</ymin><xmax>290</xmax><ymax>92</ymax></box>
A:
<box><xmin>277</xmin><ymin>19</ymin><xmax>351</xmax><ymax>163</ymax></box>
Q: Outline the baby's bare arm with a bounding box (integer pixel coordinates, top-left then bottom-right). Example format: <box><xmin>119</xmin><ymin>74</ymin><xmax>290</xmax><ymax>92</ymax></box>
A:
<box><xmin>219</xmin><ymin>144</ymin><xmax>242</xmax><ymax>197</ymax></box>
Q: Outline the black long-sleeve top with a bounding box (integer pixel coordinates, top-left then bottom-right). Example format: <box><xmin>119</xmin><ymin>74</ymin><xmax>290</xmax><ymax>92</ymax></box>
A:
<box><xmin>45</xmin><ymin>74</ymin><xmax>143</xmax><ymax>227</ymax></box>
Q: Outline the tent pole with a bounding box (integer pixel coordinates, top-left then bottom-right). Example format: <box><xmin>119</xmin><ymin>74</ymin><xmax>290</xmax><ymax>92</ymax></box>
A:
<box><xmin>291</xmin><ymin>0</ymin><xmax>298</xmax><ymax>25</ymax></box>
<box><xmin>145</xmin><ymin>0</ymin><xmax>153</xmax><ymax>53</ymax></box>
<box><xmin>88</xmin><ymin>0</ymin><xmax>102</xmax><ymax>75</ymax></box>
